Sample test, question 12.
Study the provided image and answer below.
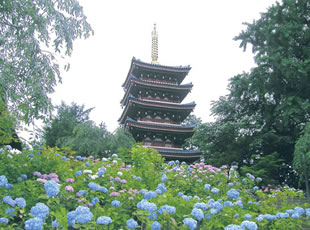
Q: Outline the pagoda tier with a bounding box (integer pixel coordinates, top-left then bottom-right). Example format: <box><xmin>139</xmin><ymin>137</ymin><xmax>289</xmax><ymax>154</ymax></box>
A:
<box><xmin>122</xmin><ymin>57</ymin><xmax>191</xmax><ymax>88</ymax></box>
<box><xmin>119</xmin><ymin>57</ymin><xmax>201</xmax><ymax>162</ymax></box>
<box><xmin>119</xmin><ymin>95</ymin><xmax>196</xmax><ymax>124</ymax></box>
<box><xmin>125</xmin><ymin>117</ymin><xmax>195</xmax><ymax>147</ymax></box>
<box><xmin>120</xmin><ymin>74</ymin><xmax>193</xmax><ymax>106</ymax></box>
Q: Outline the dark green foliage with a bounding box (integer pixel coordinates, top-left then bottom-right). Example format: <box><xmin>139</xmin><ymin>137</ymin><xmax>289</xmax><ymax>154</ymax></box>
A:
<box><xmin>43</xmin><ymin>102</ymin><xmax>135</xmax><ymax>158</ymax></box>
<box><xmin>294</xmin><ymin>122</ymin><xmax>310</xmax><ymax>197</ymax></box>
<box><xmin>191</xmin><ymin>0</ymin><xmax>310</xmax><ymax>187</ymax></box>
<box><xmin>43</xmin><ymin>101</ymin><xmax>93</xmax><ymax>147</ymax></box>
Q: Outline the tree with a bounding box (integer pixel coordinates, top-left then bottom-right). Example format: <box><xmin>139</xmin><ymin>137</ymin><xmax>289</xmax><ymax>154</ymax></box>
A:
<box><xmin>293</xmin><ymin>122</ymin><xmax>310</xmax><ymax>197</ymax></box>
<box><xmin>195</xmin><ymin>0</ymin><xmax>310</xmax><ymax>187</ymax></box>
<box><xmin>0</xmin><ymin>0</ymin><xmax>93</xmax><ymax>124</ymax></box>
<box><xmin>182</xmin><ymin>113</ymin><xmax>202</xmax><ymax>126</ymax></box>
<box><xmin>110</xmin><ymin>127</ymin><xmax>136</xmax><ymax>153</ymax></box>
<box><xmin>43</xmin><ymin>102</ymin><xmax>93</xmax><ymax>147</ymax></box>
<box><xmin>64</xmin><ymin>121</ymin><xmax>112</xmax><ymax>158</ymax></box>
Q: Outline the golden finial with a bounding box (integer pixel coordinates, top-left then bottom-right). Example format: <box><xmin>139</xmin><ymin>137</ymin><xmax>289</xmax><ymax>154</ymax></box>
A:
<box><xmin>151</xmin><ymin>23</ymin><xmax>159</xmax><ymax>64</ymax></box>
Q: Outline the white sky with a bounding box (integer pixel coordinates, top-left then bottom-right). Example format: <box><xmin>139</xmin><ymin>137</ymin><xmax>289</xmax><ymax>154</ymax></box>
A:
<box><xmin>49</xmin><ymin>0</ymin><xmax>277</xmax><ymax>133</ymax></box>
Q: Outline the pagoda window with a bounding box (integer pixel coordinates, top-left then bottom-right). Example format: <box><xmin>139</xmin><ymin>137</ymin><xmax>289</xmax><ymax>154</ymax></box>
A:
<box><xmin>164</xmin><ymin>117</ymin><xmax>170</xmax><ymax>121</ymax></box>
<box><xmin>154</xmin><ymin>137</ymin><xmax>162</xmax><ymax>142</ymax></box>
<box><xmin>155</xmin><ymin>115</ymin><xmax>161</xmax><ymax>120</ymax></box>
<box><xmin>145</xmin><ymin>137</ymin><xmax>151</xmax><ymax>141</ymax></box>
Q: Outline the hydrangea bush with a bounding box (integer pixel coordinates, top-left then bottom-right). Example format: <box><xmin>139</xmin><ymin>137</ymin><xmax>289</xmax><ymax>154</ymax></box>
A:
<box><xmin>0</xmin><ymin>144</ymin><xmax>309</xmax><ymax>229</ymax></box>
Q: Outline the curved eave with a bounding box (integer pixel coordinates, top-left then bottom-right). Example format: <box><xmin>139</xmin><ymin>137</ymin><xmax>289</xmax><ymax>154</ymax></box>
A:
<box><xmin>119</xmin><ymin>98</ymin><xmax>196</xmax><ymax>124</ymax></box>
<box><xmin>156</xmin><ymin>148</ymin><xmax>201</xmax><ymax>158</ymax></box>
<box><xmin>122</xmin><ymin>57</ymin><xmax>191</xmax><ymax>87</ymax></box>
<box><xmin>125</xmin><ymin>118</ymin><xmax>196</xmax><ymax>133</ymax></box>
<box><xmin>121</xmin><ymin>77</ymin><xmax>193</xmax><ymax>105</ymax></box>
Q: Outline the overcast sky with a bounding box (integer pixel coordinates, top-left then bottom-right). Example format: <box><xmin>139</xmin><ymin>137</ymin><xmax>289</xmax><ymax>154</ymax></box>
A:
<box><xmin>49</xmin><ymin>0</ymin><xmax>278</xmax><ymax>133</ymax></box>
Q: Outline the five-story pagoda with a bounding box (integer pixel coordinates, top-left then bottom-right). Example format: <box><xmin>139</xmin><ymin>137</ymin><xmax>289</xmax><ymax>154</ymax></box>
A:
<box><xmin>119</xmin><ymin>24</ymin><xmax>201</xmax><ymax>162</ymax></box>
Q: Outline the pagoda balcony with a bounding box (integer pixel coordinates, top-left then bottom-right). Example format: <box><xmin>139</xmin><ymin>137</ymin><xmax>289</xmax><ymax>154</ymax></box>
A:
<box><xmin>140</xmin><ymin>97</ymin><xmax>180</xmax><ymax>104</ymax></box>
<box><xmin>141</xmin><ymin>77</ymin><xmax>178</xmax><ymax>85</ymax></box>
<box><xmin>142</xmin><ymin>141</ymin><xmax>182</xmax><ymax>150</ymax></box>
<box><xmin>138</xmin><ymin>117</ymin><xmax>180</xmax><ymax>125</ymax></box>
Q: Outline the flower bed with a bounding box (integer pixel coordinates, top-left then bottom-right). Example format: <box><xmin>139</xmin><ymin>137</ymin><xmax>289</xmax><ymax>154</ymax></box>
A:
<box><xmin>0</xmin><ymin>144</ymin><xmax>309</xmax><ymax>229</ymax></box>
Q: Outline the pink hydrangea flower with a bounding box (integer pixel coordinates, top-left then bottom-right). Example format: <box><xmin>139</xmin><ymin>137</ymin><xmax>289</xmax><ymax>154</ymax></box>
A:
<box><xmin>128</xmin><ymin>197</ymin><xmax>134</xmax><ymax>200</ymax></box>
<box><xmin>37</xmin><ymin>178</ymin><xmax>47</xmax><ymax>183</ymax></box>
<box><xmin>65</xmin><ymin>178</ymin><xmax>75</xmax><ymax>183</ymax></box>
<box><xmin>65</xmin><ymin>186</ymin><xmax>74</xmax><ymax>192</ymax></box>
<box><xmin>109</xmin><ymin>192</ymin><xmax>120</xmax><ymax>197</ymax></box>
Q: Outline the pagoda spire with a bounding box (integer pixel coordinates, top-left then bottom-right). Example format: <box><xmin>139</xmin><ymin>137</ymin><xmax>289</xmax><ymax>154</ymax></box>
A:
<box><xmin>151</xmin><ymin>23</ymin><xmax>159</xmax><ymax>64</ymax></box>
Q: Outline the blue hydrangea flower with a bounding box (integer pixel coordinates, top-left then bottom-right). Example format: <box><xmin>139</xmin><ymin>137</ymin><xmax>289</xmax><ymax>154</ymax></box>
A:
<box><xmin>240</xmin><ymin>220</ymin><xmax>258</xmax><ymax>230</ymax></box>
<box><xmin>224</xmin><ymin>224</ymin><xmax>242</xmax><ymax>230</ymax></box>
<box><xmin>137</xmin><ymin>199</ymin><xmax>157</xmax><ymax>213</ymax></box>
<box><xmin>28</xmin><ymin>153</ymin><xmax>34</xmax><ymax>158</ymax></box>
<box><xmin>244</xmin><ymin>214</ymin><xmax>251</xmax><ymax>220</ymax></box>
<box><xmin>156</xmin><ymin>183</ymin><xmax>167</xmax><ymax>194</ymax></box>
<box><xmin>255</xmin><ymin>215</ymin><xmax>264</xmax><ymax>222</ymax></box>
<box><xmin>227</xmin><ymin>189</ymin><xmax>240</xmax><ymax>199</ymax></box>
<box><xmin>161</xmin><ymin>174</ymin><xmax>168</xmax><ymax>182</ymax></box>
<box><xmin>98</xmin><ymin>167</ymin><xmax>106</xmax><ymax>177</ymax></box>
<box><xmin>183</xmin><ymin>218</ymin><xmax>197</xmax><ymax>230</ymax></box>
<box><xmin>144</xmin><ymin>191</ymin><xmax>157</xmax><ymax>200</ymax></box>
<box><xmin>88</xmin><ymin>182</ymin><xmax>99</xmax><ymax>191</ymax></box>
<box><xmin>85</xmin><ymin>162</ymin><xmax>90</xmax><ymax>167</ymax></box>
<box><xmin>263</xmin><ymin>214</ymin><xmax>277</xmax><ymax>221</ymax></box>
<box><xmin>151</xmin><ymin>221</ymin><xmax>161</xmax><ymax>230</ymax></box>
<box><xmin>306</xmin><ymin>208</ymin><xmax>310</xmax><ymax>217</ymax></box>
<box><xmin>25</xmin><ymin>217</ymin><xmax>44</xmax><ymax>230</ymax></box>
<box><xmin>111</xmin><ymin>200</ymin><xmax>121</xmax><ymax>207</ymax></box>
<box><xmin>52</xmin><ymin>220</ymin><xmax>60</xmax><ymax>228</ymax></box>
<box><xmin>224</xmin><ymin>201</ymin><xmax>234</xmax><ymax>207</ymax></box>
<box><xmin>234</xmin><ymin>213</ymin><xmax>239</xmax><ymax>218</ymax></box>
<box><xmin>210</xmin><ymin>208</ymin><xmax>219</xmax><ymax>215</ymax></box>
<box><xmin>158</xmin><ymin>205</ymin><xmax>176</xmax><ymax>214</ymax></box>
<box><xmin>228</xmin><ymin>182</ymin><xmax>234</xmax><ymax>187</ymax></box>
<box><xmin>3</xmin><ymin>196</ymin><xmax>16</xmax><ymax>207</ymax></box>
<box><xmin>6</xmin><ymin>183</ymin><xmax>13</xmax><ymax>189</ymax></box>
<box><xmin>62</xmin><ymin>156</ymin><xmax>66</xmax><ymax>161</ymax></box>
<box><xmin>148</xmin><ymin>212</ymin><xmax>158</xmax><ymax>220</ymax></box>
<box><xmin>30</xmin><ymin>203</ymin><xmax>49</xmax><ymax>220</ymax></box>
<box><xmin>97</xmin><ymin>216</ymin><xmax>112</xmax><ymax>225</ymax></box>
<box><xmin>194</xmin><ymin>202</ymin><xmax>207</xmax><ymax>211</ymax></box>
<box><xmin>211</xmin><ymin>201</ymin><xmax>223</xmax><ymax>210</ymax></box>
<box><xmin>294</xmin><ymin>207</ymin><xmax>304</xmax><ymax>215</ymax></box>
<box><xmin>126</xmin><ymin>218</ymin><xmax>138</xmax><ymax>229</ymax></box>
<box><xmin>205</xmin><ymin>214</ymin><xmax>212</xmax><ymax>220</ymax></box>
<box><xmin>5</xmin><ymin>208</ymin><xmax>15</xmax><ymax>216</ymax></box>
<box><xmin>75</xmin><ymin>170</ymin><xmax>82</xmax><ymax>176</ymax></box>
<box><xmin>21</xmin><ymin>174</ymin><xmax>27</xmax><ymax>179</ymax></box>
<box><xmin>97</xmin><ymin>186</ymin><xmax>108</xmax><ymax>193</ymax></box>
<box><xmin>44</xmin><ymin>180</ymin><xmax>59</xmax><ymax>197</ymax></box>
<box><xmin>286</xmin><ymin>209</ymin><xmax>294</xmax><ymax>215</ymax></box>
<box><xmin>204</xmin><ymin>184</ymin><xmax>211</xmax><ymax>191</ymax></box>
<box><xmin>68</xmin><ymin>206</ymin><xmax>93</xmax><ymax>225</ymax></box>
<box><xmin>277</xmin><ymin>212</ymin><xmax>289</xmax><ymax>218</ymax></box>
<box><xmin>211</xmin><ymin>187</ymin><xmax>220</xmax><ymax>193</ymax></box>
<box><xmin>0</xmin><ymin>217</ymin><xmax>8</xmax><ymax>225</ymax></box>
<box><xmin>191</xmin><ymin>208</ymin><xmax>204</xmax><ymax>221</ymax></box>
<box><xmin>182</xmin><ymin>195</ymin><xmax>193</xmax><ymax>201</ymax></box>
<box><xmin>17</xmin><ymin>177</ymin><xmax>22</xmax><ymax>182</ymax></box>
<box><xmin>77</xmin><ymin>190</ymin><xmax>88</xmax><ymax>196</ymax></box>
<box><xmin>292</xmin><ymin>213</ymin><xmax>300</xmax><ymax>219</ymax></box>
<box><xmin>91</xmin><ymin>197</ymin><xmax>99</xmax><ymax>206</ymax></box>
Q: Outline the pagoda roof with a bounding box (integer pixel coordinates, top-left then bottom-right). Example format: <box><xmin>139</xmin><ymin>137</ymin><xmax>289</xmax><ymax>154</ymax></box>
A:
<box><xmin>156</xmin><ymin>148</ymin><xmax>201</xmax><ymax>158</ymax></box>
<box><xmin>124</xmin><ymin>117</ymin><xmax>196</xmax><ymax>133</ymax></box>
<box><xmin>119</xmin><ymin>96</ymin><xmax>196</xmax><ymax>123</ymax></box>
<box><xmin>122</xmin><ymin>57</ymin><xmax>191</xmax><ymax>87</ymax></box>
<box><xmin>121</xmin><ymin>75</ymin><xmax>193</xmax><ymax>105</ymax></box>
